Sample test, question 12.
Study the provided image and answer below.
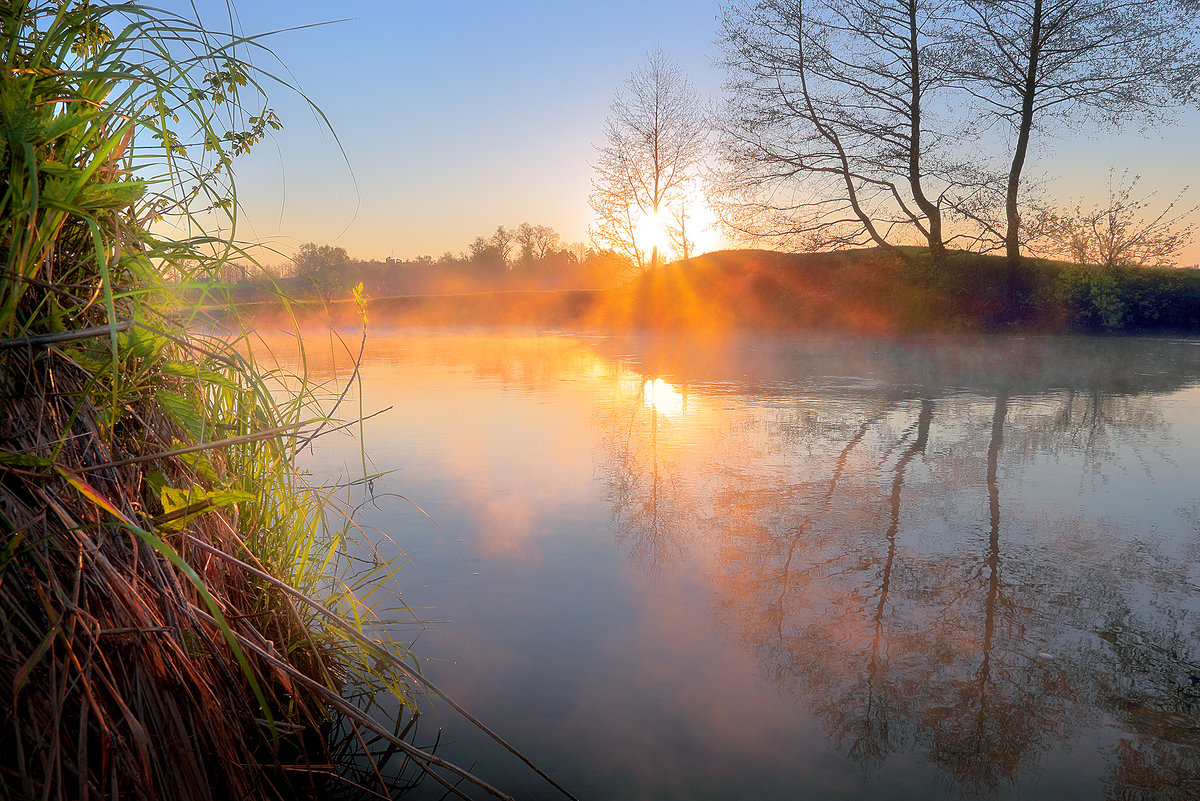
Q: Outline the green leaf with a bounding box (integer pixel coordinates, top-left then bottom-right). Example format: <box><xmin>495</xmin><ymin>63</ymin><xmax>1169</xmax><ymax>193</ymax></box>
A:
<box><xmin>160</xmin><ymin>360</ymin><xmax>236</xmax><ymax>388</ymax></box>
<box><xmin>76</xmin><ymin>179</ymin><xmax>146</xmax><ymax>209</ymax></box>
<box><xmin>64</xmin><ymin>345</ymin><xmax>113</xmax><ymax>376</ymax></box>
<box><xmin>39</xmin><ymin>110</ymin><xmax>96</xmax><ymax>145</ymax></box>
<box><xmin>0</xmin><ymin>451</ymin><xmax>53</xmax><ymax>469</ymax></box>
<box><xmin>177</xmin><ymin>451</ymin><xmax>219</xmax><ymax>483</ymax></box>
<box><xmin>35</xmin><ymin>159</ymin><xmax>86</xmax><ymax>180</ymax></box>
<box><xmin>159</xmin><ymin>484</ymin><xmax>255</xmax><ymax>532</ymax></box>
<box><xmin>157</xmin><ymin>388</ymin><xmax>204</xmax><ymax>441</ymax></box>
<box><xmin>144</xmin><ymin>470</ymin><xmax>168</xmax><ymax>499</ymax></box>
<box><xmin>120</xmin><ymin>327</ymin><xmax>169</xmax><ymax>360</ymax></box>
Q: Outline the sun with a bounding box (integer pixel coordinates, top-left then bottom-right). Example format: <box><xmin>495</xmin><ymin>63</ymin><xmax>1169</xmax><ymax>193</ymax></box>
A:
<box><xmin>631</xmin><ymin>186</ymin><xmax>725</xmax><ymax>265</ymax></box>
<box><xmin>634</xmin><ymin>210</ymin><xmax>672</xmax><ymax>259</ymax></box>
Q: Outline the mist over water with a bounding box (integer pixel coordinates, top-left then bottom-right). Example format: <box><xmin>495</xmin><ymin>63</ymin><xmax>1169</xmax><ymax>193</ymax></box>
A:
<box><xmin>285</xmin><ymin>329</ymin><xmax>1200</xmax><ymax>800</ymax></box>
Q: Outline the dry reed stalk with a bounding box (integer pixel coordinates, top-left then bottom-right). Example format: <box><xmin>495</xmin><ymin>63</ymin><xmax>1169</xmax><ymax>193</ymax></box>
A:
<box><xmin>1</xmin><ymin>4</ymin><xmax>577</xmax><ymax>800</ymax></box>
<box><xmin>1</xmin><ymin>347</ymin><xmax>329</xmax><ymax>799</ymax></box>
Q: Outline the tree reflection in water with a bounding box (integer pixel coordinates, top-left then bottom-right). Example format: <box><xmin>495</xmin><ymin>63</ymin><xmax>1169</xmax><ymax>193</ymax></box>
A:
<box><xmin>596</xmin><ymin>374</ymin><xmax>701</xmax><ymax>574</ymax></box>
<box><xmin>595</xmin><ymin>335</ymin><xmax>1200</xmax><ymax>798</ymax></box>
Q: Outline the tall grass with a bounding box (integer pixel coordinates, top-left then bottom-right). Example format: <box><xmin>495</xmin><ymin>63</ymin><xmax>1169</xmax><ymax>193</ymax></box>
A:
<box><xmin>0</xmin><ymin>3</ymin><xmax>572</xmax><ymax>799</ymax></box>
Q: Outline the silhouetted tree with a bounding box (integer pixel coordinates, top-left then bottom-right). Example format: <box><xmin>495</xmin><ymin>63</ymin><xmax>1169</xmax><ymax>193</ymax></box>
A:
<box><xmin>954</xmin><ymin>0</ymin><xmax>1200</xmax><ymax>266</ymax></box>
<box><xmin>590</xmin><ymin>47</ymin><xmax>708</xmax><ymax>271</ymax></box>
<box><xmin>1041</xmin><ymin>172</ymin><xmax>1198</xmax><ymax>268</ymax></box>
<box><xmin>515</xmin><ymin>222</ymin><xmax>561</xmax><ymax>265</ymax></box>
<box><xmin>293</xmin><ymin>242</ymin><xmax>353</xmax><ymax>301</ymax></box>
<box><xmin>467</xmin><ymin>236</ymin><xmax>491</xmax><ymax>261</ymax></box>
<box><xmin>489</xmin><ymin>225</ymin><xmax>514</xmax><ymax>267</ymax></box>
<box><xmin>718</xmin><ymin>0</ymin><xmax>965</xmax><ymax>262</ymax></box>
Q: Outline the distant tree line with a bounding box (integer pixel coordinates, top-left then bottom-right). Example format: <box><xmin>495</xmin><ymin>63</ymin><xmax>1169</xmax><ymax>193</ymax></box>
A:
<box><xmin>219</xmin><ymin>223</ymin><xmax>638</xmax><ymax>301</ymax></box>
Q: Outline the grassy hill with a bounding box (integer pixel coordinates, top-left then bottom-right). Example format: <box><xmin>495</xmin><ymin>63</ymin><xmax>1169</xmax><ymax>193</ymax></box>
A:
<box><xmin>235</xmin><ymin>249</ymin><xmax>1200</xmax><ymax>335</ymax></box>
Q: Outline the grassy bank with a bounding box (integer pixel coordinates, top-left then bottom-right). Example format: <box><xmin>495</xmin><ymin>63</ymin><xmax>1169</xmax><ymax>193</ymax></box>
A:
<box><xmin>242</xmin><ymin>249</ymin><xmax>1200</xmax><ymax>335</ymax></box>
<box><xmin>1</xmin><ymin>4</ymin><xmax>562</xmax><ymax>800</ymax></box>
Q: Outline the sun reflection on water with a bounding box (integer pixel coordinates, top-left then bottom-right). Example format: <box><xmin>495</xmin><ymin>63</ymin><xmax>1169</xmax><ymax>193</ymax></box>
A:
<box><xmin>643</xmin><ymin>377</ymin><xmax>685</xmax><ymax>416</ymax></box>
<box><xmin>266</xmin><ymin>328</ymin><xmax>1200</xmax><ymax>801</ymax></box>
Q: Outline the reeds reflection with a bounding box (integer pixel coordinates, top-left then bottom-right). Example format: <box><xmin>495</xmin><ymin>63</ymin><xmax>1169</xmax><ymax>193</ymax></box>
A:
<box><xmin>280</xmin><ymin>329</ymin><xmax>1200</xmax><ymax>800</ymax></box>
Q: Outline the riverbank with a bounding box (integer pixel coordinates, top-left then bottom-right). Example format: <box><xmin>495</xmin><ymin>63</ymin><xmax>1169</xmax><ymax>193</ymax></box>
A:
<box><xmin>0</xmin><ymin>6</ymin><xmax>486</xmax><ymax>799</ymax></box>
<box><xmin>226</xmin><ymin>249</ymin><xmax>1200</xmax><ymax>335</ymax></box>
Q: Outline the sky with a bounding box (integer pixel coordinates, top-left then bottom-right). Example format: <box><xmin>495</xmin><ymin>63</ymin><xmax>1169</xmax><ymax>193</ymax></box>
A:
<box><xmin>163</xmin><ymin>1</ymin><xmax>1200</xmax><ymax>266</ymax></box>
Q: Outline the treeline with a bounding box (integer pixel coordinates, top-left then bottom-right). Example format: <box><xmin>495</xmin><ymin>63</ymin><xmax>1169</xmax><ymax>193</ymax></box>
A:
<box><xmin>221</xmin><ymin>223</ymin><xmax>638</xmax><ymax>301</ymax></box>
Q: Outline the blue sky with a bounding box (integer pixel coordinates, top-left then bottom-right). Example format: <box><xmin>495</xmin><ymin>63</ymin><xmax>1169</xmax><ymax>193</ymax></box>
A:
<box><xmin>165</xmin><ymin>1</ymin><xmax>1199</xmax><ymax>265</ymax></box>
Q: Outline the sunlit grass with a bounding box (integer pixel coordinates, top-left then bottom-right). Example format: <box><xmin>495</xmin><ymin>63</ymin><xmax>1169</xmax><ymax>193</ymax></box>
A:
<box><xmin>0</xmin><ymin>3</ymin><xmax>567</xmax><ymax>799</ymax></box>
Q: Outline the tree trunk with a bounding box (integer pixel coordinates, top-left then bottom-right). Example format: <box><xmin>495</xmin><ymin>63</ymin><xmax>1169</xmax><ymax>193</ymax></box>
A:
<box><xmin>907</xmin><ymin>0</ymin><xmax>946</xmax><ymax>266</ymax></box>
<box><xmin>792</xmin><ymin>16</ymin><xmax>910</xmax><ymax>265</ymax></box>
<box><xmin>1006</xmin><ymin>0</ymin><xmax>1043</xmax><ymax>268</ymax></box>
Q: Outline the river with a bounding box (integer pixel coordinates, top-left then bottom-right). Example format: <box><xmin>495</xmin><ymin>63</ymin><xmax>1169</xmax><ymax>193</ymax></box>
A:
<box><xmin>280</xmin><ymin>328</ymin><xmax>1200</xmax><ymax>801</ymax></box>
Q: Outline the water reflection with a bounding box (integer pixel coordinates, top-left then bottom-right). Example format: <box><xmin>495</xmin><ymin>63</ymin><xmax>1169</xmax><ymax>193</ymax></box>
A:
<box><xmin>643</xmin><ymin>378</ymin><xmax>687</xmax><ymax>416</ymax></box>
<box><xmin>598</xmin><ymin>376</ymin><xmax>699</xmax><ymax>573</ymax></box>
<box><xmin>594</xmin><ymin>334</ymin><xmax>1200</xmax><ymax>798</ymax></box>
<box><xmin>279</xmin><ymin>329</ymin><xmax>1200</xmax><ymax>800</ymax></box>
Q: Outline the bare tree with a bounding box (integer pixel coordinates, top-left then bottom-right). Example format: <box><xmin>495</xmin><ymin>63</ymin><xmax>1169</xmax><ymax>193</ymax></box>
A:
<box><xmin>717</xmin><ymin>0</ymin><xmax>966</xmax><ymax>263</ymax></box>
<box><xmin>666</xmin><ymin>196</ymin><xmax>695</xmax><ymax>261</ymax></box>
<box><xmin>955</xmin><ymin>0</ymin><xmax>1200</xmax><ymax>266</ymax></box>
<box><xmin>590</xmin><ymin>47</ymin><xmax>708</xmax><ymax>271</ymax></box>
<box><xmin>1041</xmin><ymin>172</ymin><xmax>1197</xmax><ymax>268</ymax></box>
<box><xmin>566</xmin><ymin>241</ymin><xmax>591</xmax><ymax>265</ymax></box>
<box><xmin>489</xmin><ymin>225</ymin><xmax>514</xmax><ymax>267</ymax></box>
<box><xmin>515</xmin><ymin>222</ymin><xmax>561</xmax><ymax>264</ymax></box>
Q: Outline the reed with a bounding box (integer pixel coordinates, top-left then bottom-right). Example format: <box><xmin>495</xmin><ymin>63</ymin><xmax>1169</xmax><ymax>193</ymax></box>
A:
<box><xmin>0</xmin><ymin>3</ymin><xmax>550</xmax><ymax>799</ymax></box>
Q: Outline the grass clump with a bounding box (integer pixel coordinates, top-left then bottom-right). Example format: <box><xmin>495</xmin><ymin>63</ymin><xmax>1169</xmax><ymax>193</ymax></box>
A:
<box><xmin>0</xmin><ymin>3</ymin><xmax>549</xmax><ymax>799</ymax></box>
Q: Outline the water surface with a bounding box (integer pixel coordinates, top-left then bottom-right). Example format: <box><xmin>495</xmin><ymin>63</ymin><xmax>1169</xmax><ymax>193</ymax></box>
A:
<box><xmin>284</xmin><ymin>329</ymin><xmax>1200</xmax><ymax>801</ymax></box>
